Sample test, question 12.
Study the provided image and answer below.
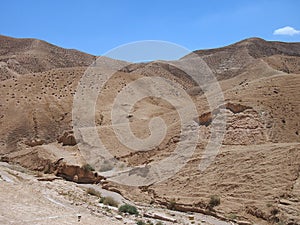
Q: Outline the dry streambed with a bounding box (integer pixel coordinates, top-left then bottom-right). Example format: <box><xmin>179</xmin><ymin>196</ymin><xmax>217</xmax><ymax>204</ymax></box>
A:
<box><xmin>0</xmin><ymin>162</ymin><xmax>234</xmax><ymax>225</ymax></box>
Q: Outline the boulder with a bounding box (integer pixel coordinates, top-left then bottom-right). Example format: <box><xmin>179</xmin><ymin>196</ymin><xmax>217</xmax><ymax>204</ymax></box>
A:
<box><xmin>225</xmin><ymin>102</ymin><xmax>252</xmax><ymax>114</ymax></box>
<box><xmin>115</xmin><ymin>215</ymin><xmax>123</xmax><ymax>220</ymax></box>
<box><xmin>24</xmin><ymin>139</ymin><xmax>45</xmax><ymax>147</ymax></box>
<box><xmin>55</xmin><ymin>163</ymin><xmax>104</xmax><ymax>184</ymax></box>
<box><xmin>197</xmin><ymin>112</ymin><xmax>212</xmax><ymax>126</ymax></box>
<box><xmin>57</xmin><ymin>130</ymin><xmax>77</xmax><ymax>146</ymax></box>
<box><xmin>144</xmin><ymin>212</ymin><xmax>177</xmax><ymax>223</ymax></box>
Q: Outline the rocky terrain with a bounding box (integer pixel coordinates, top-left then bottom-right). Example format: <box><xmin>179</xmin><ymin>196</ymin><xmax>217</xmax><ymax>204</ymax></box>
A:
<box><xmin>0</xmin><ymin>35</ymin><xmax>300</xmax><ymax>225</ymax></box>
<box><xmin>1</xmin><ymin>162</ymin><xmax>231</xmax><ymax>225</ymax></box>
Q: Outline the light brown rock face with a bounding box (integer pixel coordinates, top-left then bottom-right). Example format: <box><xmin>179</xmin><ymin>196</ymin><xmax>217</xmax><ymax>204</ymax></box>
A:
<box><xmin>223</xmin><ymin>107</ymin><xmax>267</xmax><ymax>145</ymax></box>
<box><xmin>55</xmin><ymin>163</ymin><xmax>104</xmax><ymax>184</ymax></box>
<box><xmin>196</xmin><ymin>102</ymin><xmax>266</xmax><ymax>145</ymax></box>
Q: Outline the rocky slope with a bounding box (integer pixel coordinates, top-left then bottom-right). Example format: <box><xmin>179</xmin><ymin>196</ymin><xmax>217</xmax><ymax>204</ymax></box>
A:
<box><xmin>0</xmin><ymin>35</ymin><xmax>95</xmax><ymax>81</ymax></box>
<box><xmin>0</xmin><ymin>35</ymin><xmax>300</xmax><ymax>225</ymax></box>
<box><xmin>0</xmin><ymin>161</ymin><xmax>235</xmax><ymax>225</ymax></box>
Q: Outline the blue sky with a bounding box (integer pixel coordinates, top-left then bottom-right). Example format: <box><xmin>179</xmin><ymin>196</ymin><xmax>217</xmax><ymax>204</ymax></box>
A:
<box><xmin>1</xmin><ymin>0</ymin><xmax>300</xmax><ymax>56</ymax></box>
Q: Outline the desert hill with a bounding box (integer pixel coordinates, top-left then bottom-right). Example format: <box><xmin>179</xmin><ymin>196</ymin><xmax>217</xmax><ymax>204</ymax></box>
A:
<box><xmin>0</xmin><ymin>35</ymin><xmax>300</xmax><ymax>225</ymax></box>
<box><xmin>120</xmin><ymin>38</ymin><xmax>300</xmax><ymax>90</ymax></box>
<box><xmin>191</xmin><ymin>37</ymin><xmax>300</xmax><ymax>76</ymax></box>
<box><xmin>0</xmin><ymin>34</ymin><xmax>95</xmax><ymax>81</ymax></box>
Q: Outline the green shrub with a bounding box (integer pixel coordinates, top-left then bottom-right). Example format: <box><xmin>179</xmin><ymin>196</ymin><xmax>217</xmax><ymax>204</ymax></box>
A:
<box><xmin>103</xmin><ymin>206</ymin><xmax>111</xmax><ymax>213</ymax></box>
<box><xmin>266</xmin><ymin>203</ymin><xmax>272</xmax><ymax>208</ymax></box>
<box><xmin>99</xmin><ymin>197</ymin><xmax>104</xmax><ymax>203</ymax></box>
<box><xmin>99</xmin><ymin>196</ymin><xmax>119</xmax><ymax>207</ymax></box>
<box><xmin>86</xmin><ymin>187</ymin><xmax>101</xmax><ymax>198</ymax></box>
<box><xmin>118</xmin><ymin>204</ymin><xmax>139</xmax><ymax>215</ymax></box>
<box><xmin>227</xmin><ymin>213</ymin><xmax>237</xmax><ymax>220</ymax></box>
<box><xmin>167</xmin><ymin>198</ymin><xmax>176</xmax><ymax>210</ymax></box>
<box><xmin>270</xmin><ymin>207</ymin><xmax>279</xmax><ymax>215</ymax></box>
<box><xmin>99</xmin><ymin>160</ymin><xmax>114</xmax><ymax>172</ymax></box>
<box><xmin>136</xmin><ymin>221</ymin><xmax>146</xmax><ymax>225</ymax></box>
<box><xmin>156</xmin><ymin>222</ymin><xmax>163</xmax><ymax>225</ymax></box>
<box><xmin>82</xmin><ymin>163</ymin><xmax>95</xmax><ymax>171</ymax></box>
<box><xmin>208</xmin><ymin>195</ymin><xmax>220</xmax><ymax>209</ymax></box>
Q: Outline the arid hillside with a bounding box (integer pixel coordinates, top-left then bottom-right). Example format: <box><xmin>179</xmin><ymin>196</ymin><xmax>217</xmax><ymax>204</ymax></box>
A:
<box><xmin>0</xmin><ymin>35</ymin><xmax>95</xmax><ymax>81</ymax></box>
<box><xmin>0</xmin><ymin>36</ymin><xmax>300</xmax><ymax>225</ymax></box>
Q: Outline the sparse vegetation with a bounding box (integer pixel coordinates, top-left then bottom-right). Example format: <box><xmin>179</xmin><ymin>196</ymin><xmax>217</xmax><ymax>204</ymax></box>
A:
<box><xmin>86</xmin><ymin>187</ymin><xmax>101</xmax><ymax>198</ymax></box>
<box><xmin>118</xmin><ymin>204</ymin><xmax>139</xmax><ymax>215</ymax></box>
<box><xmin>82</xmin><ymin>163</ymin><xmax>95</xmax><ymax>172</ymax></box>
<box><xmin>227</xmin><ymin>213</ymin><xmax>237</xmax><ymax>220</ymax></box>
<box><xmin>167</xmin><ymin>198</ymin><xmax>176</xmax><ymax>210</ymax></box>
<box><xmin>99</xmin><ymin>196</ymin><xmax>119</xmax><ymax>207</ymax></box>
<box><xmin>103</xmin><ymin>206</ymin><xmax>112</xmax><ymax>213</ymax></box>
<box><xmin>99</xmin><ymin>160</ymin><xmax>114</xmax><ymax>172</ymax></box>
<box><xmin>266</xmin><ymin>203</ymin><xmax>273</xmax><ymax>208</ymax></box>
<box><xmin>156</xmin><ymin>222</ymin><xmax>164</xmax><ymax>225</ymax></box>
<box><xmin>270</xmin><ymin>207</ymin><xmax>279</xmax><ymax>216</ymax></box>
<box><xmin>136</xmin><ymin>221</ymin><xmax>146</xmax><ymax>225</ymax></box>
<box><xmin>208</xmin><ymin>195</ymin><xmax>220</xmax><ymax>209</ymax></box>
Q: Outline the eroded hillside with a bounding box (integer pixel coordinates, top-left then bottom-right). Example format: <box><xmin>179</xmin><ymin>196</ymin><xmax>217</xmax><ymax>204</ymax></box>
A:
<box><xmin>1</xmin><ymin>36</ymin><xmax>300</xmax><ymax>225</ymax></box>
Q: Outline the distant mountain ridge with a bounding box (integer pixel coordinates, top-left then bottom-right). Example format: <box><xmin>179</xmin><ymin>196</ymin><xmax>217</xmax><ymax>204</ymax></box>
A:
<box><xmin>1</xmin><ymin>35</ymin><xmax>300</xmax><ymax>82</ymax></box>
<box><xmin>0</xmin><ymin>35</ymin><xmax>95</xmax><ymax>81</ymax></box>
<box><xmin>192</xmin><ymin>37</ymin><xmax>300</xmax><ymax>58</ymax></box>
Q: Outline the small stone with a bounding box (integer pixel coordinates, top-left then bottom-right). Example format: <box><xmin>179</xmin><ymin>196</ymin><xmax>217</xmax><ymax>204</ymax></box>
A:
<box><xmin>188</xmin><ymin>215</ymin><xmax>194</xmax><ymax>220</ymax></box>
<box><xmin>77</xmin><ymin>214</ymin><xmax>81</xmax><ymax>222</ymax></box>
<box><xmin>237</xmin><ymin>220</ymin><xmax>252</xmax><ymax>225</ymax></box>
<box><xmin>115</xmin><ymin>215</ymin><xmax>123</xmax><ymax>220</ymax></box>
<box><xmin>279</xmin><ymin>199</ymin><xmax>293</xmax><ymax>205</ymax></box>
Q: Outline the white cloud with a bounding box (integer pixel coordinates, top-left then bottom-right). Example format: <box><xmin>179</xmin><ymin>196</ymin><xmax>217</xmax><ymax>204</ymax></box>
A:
<box><xmin>273</xmin><ymin>26</ymin><xmax>300</xmax><ymax>36</ymax></box>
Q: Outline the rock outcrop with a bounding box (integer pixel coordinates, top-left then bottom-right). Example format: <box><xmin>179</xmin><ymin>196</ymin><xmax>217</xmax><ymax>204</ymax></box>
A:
<box><xmin>225</xmin><ymin>102</ymin><xmax>252</xmax><ymax>114</ymax></box>
<box><xmin>55</xmin><ymin>162</ymin><xmax>104</xmax><ymax>184</ymax></box>
<box><xmin>24</xmin><ymin>138</ymin><xmax>45</xmax><ymax>147</ymax></box>
<box><xmin>57</xmin><ymin>130</ymin><xmax>77</xmax><ymax>146</ymax></box>
<box><xmin>197</xmin><ymin>102</ymin><xmax>266</xmax><ymax>145</ymax></box>
<box><xmin>197</xmin><ymin>111</ymin><xmax>212</xmax><ymax>126</ymax></box>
